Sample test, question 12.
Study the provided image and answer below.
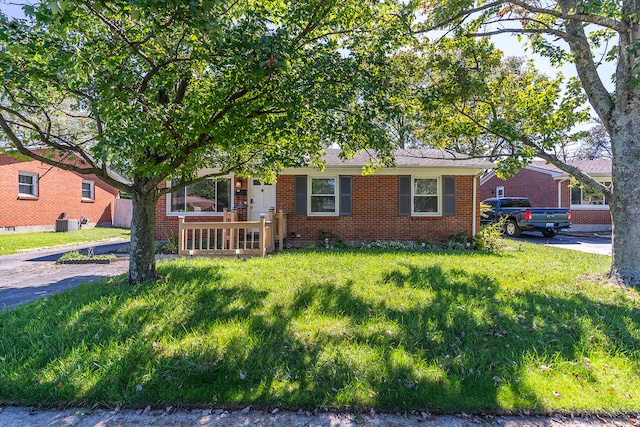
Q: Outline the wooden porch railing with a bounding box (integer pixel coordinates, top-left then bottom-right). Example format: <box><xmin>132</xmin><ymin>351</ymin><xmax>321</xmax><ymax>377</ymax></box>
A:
<box><xmin>178</xmin><ymin>209</ymin><xmax>287</xmax><ymax>257</ymax></box>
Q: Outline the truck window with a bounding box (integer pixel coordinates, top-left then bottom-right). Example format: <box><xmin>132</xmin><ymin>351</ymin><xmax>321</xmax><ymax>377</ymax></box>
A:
<box><xmin>500</xmin><ymin>199</ymin><xmax>532</xmax><ymax>208</ymax></box>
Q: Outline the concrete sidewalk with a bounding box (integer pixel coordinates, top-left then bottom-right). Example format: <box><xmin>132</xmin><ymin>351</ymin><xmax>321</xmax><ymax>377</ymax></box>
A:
<box><xmin>0</xmin><ymin>239</ymin><xmax>130</xmax><ymax>310</ymax></box>
<box><xmin>0</xmin><ymin>405</ymin><xmax>633</xmax><ymax>427</ymax></box>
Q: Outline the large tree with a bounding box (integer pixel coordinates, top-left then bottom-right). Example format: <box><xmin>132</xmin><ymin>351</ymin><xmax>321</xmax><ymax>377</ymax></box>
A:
<box><xmin>415</xmin><ymin>0</ymin><xmax>640</xmax><ymax>287</ymax></box>
<box><xmin>0</xmin><ymin>0</ymin><xmax>409</xmax><ymax>283</ymax></box>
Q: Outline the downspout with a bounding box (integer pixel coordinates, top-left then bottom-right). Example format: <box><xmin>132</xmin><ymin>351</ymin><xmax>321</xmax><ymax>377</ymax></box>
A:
<box><xmin>473</xmin><ymin>173</ymin><xmax>480</xmax><ymax>235</ymax></box>
<box><xmin>557</xmin><ymin>179</ymin><xmax>569</xmax><ymax>208</ymax></box>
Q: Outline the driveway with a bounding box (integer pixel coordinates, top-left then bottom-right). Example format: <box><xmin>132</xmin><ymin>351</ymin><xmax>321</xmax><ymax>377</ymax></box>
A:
<box><xmin>516</xmin><ymin>232</ymin><xmax>612</xmax><ymax>256</ymax></box>
<box><xmin>0</xmin><ymin>239</ymin><xmax>130</xmax><ymax>310</ymax></box>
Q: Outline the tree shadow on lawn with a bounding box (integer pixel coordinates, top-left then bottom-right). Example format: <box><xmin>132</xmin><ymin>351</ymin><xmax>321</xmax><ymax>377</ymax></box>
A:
<box><xmin>0</xmin><ymin>261</ymin><xmax>637</xmax><ymax>413</ymax></box>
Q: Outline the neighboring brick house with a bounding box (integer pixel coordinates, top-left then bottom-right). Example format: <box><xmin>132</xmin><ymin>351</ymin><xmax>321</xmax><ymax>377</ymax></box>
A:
<box><xmin>480</xmin><ymin>160</ymin><xmax>612</xmax><ymax>232</ymax></box>
<box><xmin>156</xmin><ymin>148</ymin><xmax>493</xmax><ymax>246</ymax></box>
<box><xmin>0</xmin><ymin>153</ymin><xmax>122</xmax><ymax>233</ymax></box>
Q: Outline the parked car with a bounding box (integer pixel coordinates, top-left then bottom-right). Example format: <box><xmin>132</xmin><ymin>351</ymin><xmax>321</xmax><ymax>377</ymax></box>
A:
<box><xmin>481</xmin><ymin>197</ymin><xmax>571</xmax><ymax>238</ymax></box>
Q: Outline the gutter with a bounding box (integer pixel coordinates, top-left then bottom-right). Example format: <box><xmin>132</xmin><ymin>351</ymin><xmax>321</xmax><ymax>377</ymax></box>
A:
<box><xmin>473</xmin><ymin>172</ymin><xmax>480</xmax><ymax>235</ymax></box>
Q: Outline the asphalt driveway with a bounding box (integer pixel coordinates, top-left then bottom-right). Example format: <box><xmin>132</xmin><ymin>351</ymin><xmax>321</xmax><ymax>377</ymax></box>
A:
<box><xmin>0</xmin><ymin>239</ymin><xmax>130</xmax><ymax>310</ymax></box>
<box><xmin>515</xmin><ymin>232</ymin><xmax>612</xmax><ymax>256</ymax></box>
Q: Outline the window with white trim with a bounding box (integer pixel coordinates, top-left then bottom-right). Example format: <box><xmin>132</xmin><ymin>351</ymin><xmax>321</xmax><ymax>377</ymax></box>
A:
<box><xmin>168</xmin><ymin>178</ymin><xmax>232</xmax><ymax>215</ymax></box>
<box><xmin>412</xmin><ymin>177</ymin><xmax>440</xmax><ymax>215</ymax></box>
<box><xmin>309</xmin><ymin>177</ymin><xmax>337</xmax><ymax>215</ymax></box>
<box><xmin>571</xmin><ymin>181</ymin><xmax>610</xmax><ymax>208</ymax></box>
<box><xmin>82</xmin><ymin>180</ymin><xmax>95</xmax><ymax>200</ymax></box>
<box><xmin>18</xmin><ymin>172</ymin><xmax>38</xmax><ymax>197</ymax></box>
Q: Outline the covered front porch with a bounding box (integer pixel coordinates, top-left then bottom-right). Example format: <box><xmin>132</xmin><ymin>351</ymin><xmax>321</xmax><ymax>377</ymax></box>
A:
<box><xmin>178</xmin><ymin>209</ymin><xmax>287</xmax><ymax>257</ymax></box>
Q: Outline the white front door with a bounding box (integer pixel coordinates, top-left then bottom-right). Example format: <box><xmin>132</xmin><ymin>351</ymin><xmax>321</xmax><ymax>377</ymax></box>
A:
<box><xmin>249</xmin><ymin>179</ymin><xmax>276</xmax><ymax>221</ymax></box>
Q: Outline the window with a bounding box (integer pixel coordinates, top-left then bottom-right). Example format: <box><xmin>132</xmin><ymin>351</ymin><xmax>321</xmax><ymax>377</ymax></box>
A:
<box><xmin>571</xmin><ymin>181</ymin><xmax>610</xmax><ymax>208</ymax></box>
<box><xmin>413</xmin><ymin>177</ymin><xmax>439</xmax><ymax>215</ymax></box>
<box><xmin>82</xmin><ymin>180</ymin><xmax>95</xmax><ymax>200</ymax></box>
<box><xmin>18</xmin><ymin>172</ymin><xmax>38</xmax><ymax>197</ymax></box>
<box><xmin>500</xmin><ymin>199</ymin><xmax>532</xmax><ymax>208</ymax></box>
<box><xmin>168</xmin><ymin>178</ymin><xmax>232</xmax><ymax>215</ymax></box>
<box><xmin>310</xmin><ymin>177</ymin><xmax>337</xmax><ymax>215</ymax></box>
<box><xmin>496</xmin><ymin>186</ymin><xmax>504</xmax><ymax>198</ymax></box>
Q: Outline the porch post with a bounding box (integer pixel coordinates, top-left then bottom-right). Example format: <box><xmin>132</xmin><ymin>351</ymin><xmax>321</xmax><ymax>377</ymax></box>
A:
<box><xmin>269</xmin><ymin>208</ymin><xmax>275</xmax><ymax>249</ymax></box>
<box><xmin>178</xmin><ymin>216</ymin><xmax>185</xmax><ymax>256</ymax></box>
<box><xmin>278</xmin><ymin>209</ymin><xmax>285</xmax><ymax>250</ymax></box>
<box><xmin>259</xmin><ymin>214</ymin><xmax>266</xmax><ymax>257</ymax></box>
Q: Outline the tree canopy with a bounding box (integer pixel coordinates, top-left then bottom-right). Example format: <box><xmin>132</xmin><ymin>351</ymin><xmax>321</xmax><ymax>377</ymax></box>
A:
<box><xmin>411</xmin><ymin>0</ymin><xmax>640</xmax><ymax>287</ymax></box>
<box><xmin>0</xmin><ymin>0</ymin><xmax>412</xmax><ymax>283</ymax></box>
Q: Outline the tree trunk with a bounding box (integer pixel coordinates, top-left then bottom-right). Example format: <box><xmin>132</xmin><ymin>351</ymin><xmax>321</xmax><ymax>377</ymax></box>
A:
<box><xmin>129</xmin><ymin>185</ymin><xmax>159</xmax><ymax>284</ymax></box>
<box><xmin>609</xmin><ymin>120</ymin><xmax>640</xmax><ymax>288</ymax></box>
<box><xmin>607</xmin><ymin>9</ymin><xmax>640</xmax><ymax>288</ymax></box>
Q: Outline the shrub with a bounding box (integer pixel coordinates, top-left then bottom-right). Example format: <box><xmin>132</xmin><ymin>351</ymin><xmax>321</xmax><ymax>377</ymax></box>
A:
<box><xmin>441</xmin><ymin>232</ymin><xmax>472</xmax><ymax>250</ymax></box>
<box><xmin>362</xmin><ymin>240</ymin><xmax>407</xmax><ymax>250</ymax></box>
<box><xmin>416</xmin><ymin>236</ymin><xmax>438</xmax><ymax>250</ymax></box>
<box><xmin>157</xmin><ymin>228</ymin><xmax>179</xmax><ymax>254</ymax></box>
<box><xmin>318</xmin><ymin>231</ymin><xmax>349</xmax><ymax>249</ymax></box>
<box><xmin>57</xmin><ymin>250</ymin><xmax>115</xmax><ymax>263</ymax></box>
<box><xmin>473</xmin><ymin>221</ymin><xmax>505</xmax><ymax>252</ymax></box>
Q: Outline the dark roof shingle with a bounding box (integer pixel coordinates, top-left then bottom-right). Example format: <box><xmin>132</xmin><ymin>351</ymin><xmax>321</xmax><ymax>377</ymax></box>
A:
<box><xmin>323</xmin><ymin>148</ymin><xmax>494</xmax><ymax>169</ymax></box>
<box><xmin>530</xmin><ymin>159</ymin><xmax>612</xmax><ymax>176</ymax></box>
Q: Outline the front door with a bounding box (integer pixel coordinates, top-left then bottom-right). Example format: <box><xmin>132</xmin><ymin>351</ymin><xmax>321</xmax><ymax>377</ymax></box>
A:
<box><xmin>249</xmin><ymin>179</ymin><xmax>276</xmax><ymax>221</ymax></box>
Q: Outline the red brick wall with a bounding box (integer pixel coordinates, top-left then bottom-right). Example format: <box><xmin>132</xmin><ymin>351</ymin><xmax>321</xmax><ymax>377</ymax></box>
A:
<box><xmin>480</xmin><ymin>169</ymin><xmax>558</xmax><ymax>207</ymax></box>
<box><xmin>276</xmin><ymin>174</ymin><xmax>477</xmax><ymax>243</ymax></box>
<box><xmin>156</xmin><ymin>174</ymin><xmax>481</xmax><ymax>243</ymax></box>
<box><xmin>559</xmin><ymin>180</ymin><xmax>571</xmax><ymax>208</ymax></box>
<box><xmin>0</xmin><ymin>154</ymin><xmax>119</xmax><ymax>229</ymax></box>
<box><xmin>570</xmin><ymin>209</ymin><xmax>612</xmax><ymax>225</ymax></box>
<box><xmin>481</xmin><ymin>172</ymin><xmax>612</xmax><ymax>227</ymax></box>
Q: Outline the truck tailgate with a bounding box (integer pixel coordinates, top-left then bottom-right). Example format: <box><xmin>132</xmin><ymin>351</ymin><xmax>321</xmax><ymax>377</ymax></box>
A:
<box><xmin>529</xmin><ymin>210</ymin><xmax>570</xmax><ymax>224</ymax></box>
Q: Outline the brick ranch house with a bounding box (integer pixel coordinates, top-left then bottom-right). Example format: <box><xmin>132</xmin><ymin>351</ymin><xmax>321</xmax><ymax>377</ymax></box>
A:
<box><xmin>0</xmin><ymin>152</ymin><xmax>122</xmax><ymax>233</ymax></box>
<box><xmin>156</xmin><ymin>148</ymin><xmax>494</xmax><ymax>248</ymax></box>
<box><xmin>480</xmin><ymin>160</ymin><xmax>612</xmax><ymax>233</ymax></box>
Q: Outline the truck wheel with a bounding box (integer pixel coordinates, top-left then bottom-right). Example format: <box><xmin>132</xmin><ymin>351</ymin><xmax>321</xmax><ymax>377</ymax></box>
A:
<box><xmin>504</xmin><ymin>219</ymin><xmax>522</xmax><ymax>237</ymax></box>
<box><xmin>542</xmin><ymin>230</ymin><xmax>557</xmax><ymax>238</ymax></box>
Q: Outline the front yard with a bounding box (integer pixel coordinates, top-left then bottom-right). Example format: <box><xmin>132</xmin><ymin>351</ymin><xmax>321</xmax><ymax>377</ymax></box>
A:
<box><xmin>0</xmin><ymin>241</ymin><xmax>637</xmax><ymax>414</ymax></box>
<box><xmin>0</xmin><ymin>228</ymin><xmax>130</xmax><ymax>255</ymax></box>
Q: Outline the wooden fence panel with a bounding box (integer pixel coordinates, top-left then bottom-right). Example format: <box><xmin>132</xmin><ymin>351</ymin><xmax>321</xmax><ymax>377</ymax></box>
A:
<box><xmin>113</xmin><ymin>198</ymin><xmax>132</xmax><ymax>229</ymax></box>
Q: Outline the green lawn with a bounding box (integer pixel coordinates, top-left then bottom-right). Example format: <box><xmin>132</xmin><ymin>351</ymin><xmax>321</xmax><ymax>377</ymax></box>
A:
<box><xmin>0</xmin><ymin>241</ymin><xmax>638</xmax><ymax>414</ymax></box>
<box><xmin>0</xmin><ymin>228</ymin><xmax>130</xmax><ymax>255</ymax></box>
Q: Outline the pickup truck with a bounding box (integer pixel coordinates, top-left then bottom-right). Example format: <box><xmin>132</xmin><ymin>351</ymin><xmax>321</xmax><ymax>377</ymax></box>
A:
<box><xmin>481</xmin><ymin>197</ymin><xmax>571</xmax><ymax>238</ymax></box>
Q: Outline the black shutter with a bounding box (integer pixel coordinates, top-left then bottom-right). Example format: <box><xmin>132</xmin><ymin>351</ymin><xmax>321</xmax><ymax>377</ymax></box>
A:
<box><xmin>398</xmin><ymin>176</ymin><xmax>411</xmax><ymax>216</ymax></box>
<box><xmin>443</xmin><ymin>176</ymin><xmax>456</xmax><ymax>216</ymax></box>
<box><xmin>339</xmin><ymin>176</ymin><xmax>352</xmax><ymax>216</ymax></box>
<box><xmin>294</xmin><ymin>176</ymin><xmax>307</xmax><ymax>215</ymax></box>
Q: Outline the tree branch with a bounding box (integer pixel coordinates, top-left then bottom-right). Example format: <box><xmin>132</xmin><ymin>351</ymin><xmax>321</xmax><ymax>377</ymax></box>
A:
<box><xmin>0</xmin><ymin>113</ymin><xmax>130</xmax><ymax>192</ymax></box>
<box><xmin>82</xmin><ymin>2</ymin><xmax>155</xmax><ymax>67</ymax></box>
<box><xmin>417</xmin><ymin>0</ymin><xmax>626</xmax><ymax>33</ymax></box>
<box><xmin>467</xmin><ymin>27</ymin><xmax>576</xmax><ymax>43</ymax></box>
<box><xmin>294</xmin><ymin>0</ymin><xmax>334</xmax><ymax>45</ymax></box>
<box><xmin>507</xmin><ymin>0</ymin><xmax>627</xmax><ymax>32</ymax></box>
<box><xmin>520</xmin><ymin>137</ymin><xmax>612</xmax><ymax>198</ymax></box>
<box><xmin>559</xmin><ymin>0</ymin><xmax>615</xmax><ymax>128</ymax></box>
